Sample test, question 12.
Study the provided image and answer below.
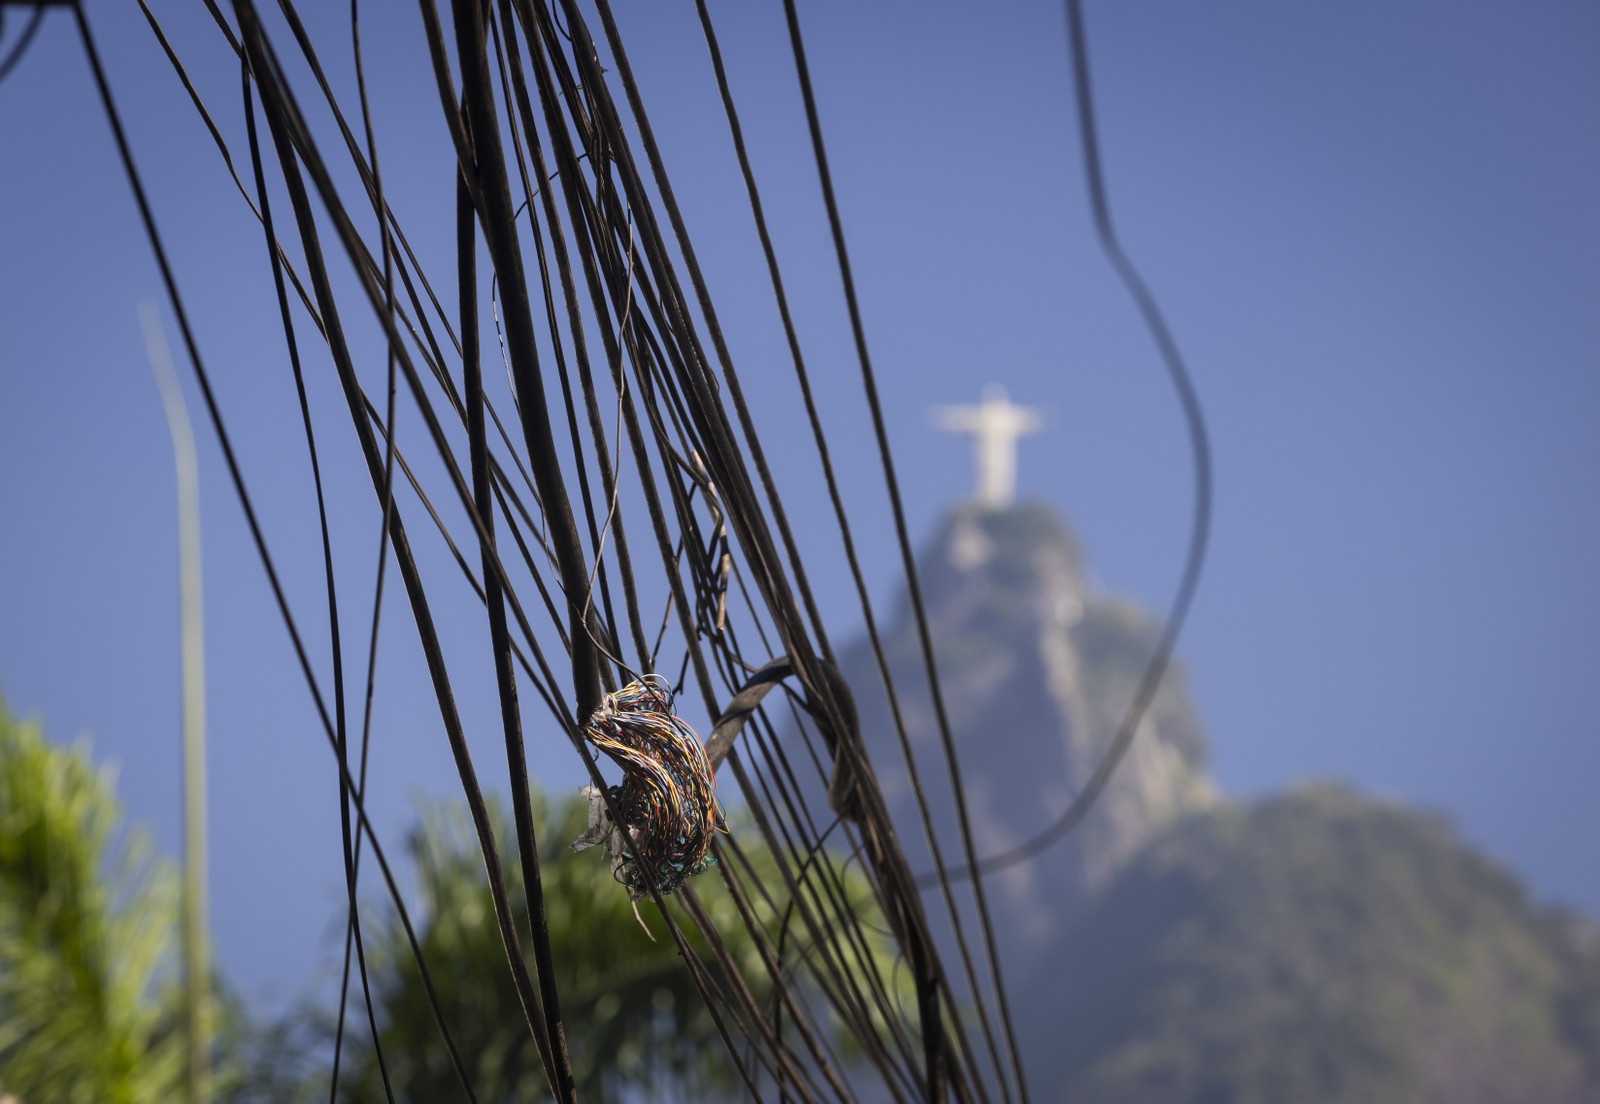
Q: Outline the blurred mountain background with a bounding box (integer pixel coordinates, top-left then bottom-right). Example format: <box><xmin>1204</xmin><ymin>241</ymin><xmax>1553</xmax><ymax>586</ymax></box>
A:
<box><xmin>848</xmin><ymin>502</ymin><xmax>1600</xmax><ymax>1101</ymax></box>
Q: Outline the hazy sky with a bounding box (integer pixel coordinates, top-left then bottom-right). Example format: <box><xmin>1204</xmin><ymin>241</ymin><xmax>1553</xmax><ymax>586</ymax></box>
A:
<box><xmin>2</xmin><ymin>1</ymin><xmax>1597</xmax><ymax>1013</ymax></box>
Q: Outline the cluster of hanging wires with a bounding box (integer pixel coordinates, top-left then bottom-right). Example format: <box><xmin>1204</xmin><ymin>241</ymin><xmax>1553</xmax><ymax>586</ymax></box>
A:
<box><xmin>17</xmin><ymin>0</ymin><xmax>1211</xmax><ymax>1099</ymax></box>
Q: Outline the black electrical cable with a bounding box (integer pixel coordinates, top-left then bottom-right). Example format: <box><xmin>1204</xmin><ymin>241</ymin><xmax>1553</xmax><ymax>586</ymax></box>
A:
<box><xmin>99</xmin><ymin>0</ymin><xmax>1045</xmax><ymax>1094</ymax></box>
<box><xmin>238</xmin><ymin>3</ymin><xmax>566</xmax><ymax>1090</ymax></box>
<box><xmin>0</xmin><ymin>4</ymin><xmax>44</xmax><ymax>87</ymax></box>
<box><xmin>928</xmin><ymin>0</ymin><xmax>1213</xmax><ymax>887</ymax></box>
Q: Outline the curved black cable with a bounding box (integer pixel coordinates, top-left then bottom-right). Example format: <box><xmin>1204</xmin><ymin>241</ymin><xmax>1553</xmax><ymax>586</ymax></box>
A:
<box><xmin>930</xmin><ymin>0</ymin><xmax>1213</xmax><ymax>885</ymax></box>
<box><xmin>330</xmin><ymin>0</ymin><xmax>398</xmax><ymax>1091</ymax></box>
<box><xmin>0</xmin><ymin>5</ymin><xmax>44</xmax><ymax>87</ymax></box>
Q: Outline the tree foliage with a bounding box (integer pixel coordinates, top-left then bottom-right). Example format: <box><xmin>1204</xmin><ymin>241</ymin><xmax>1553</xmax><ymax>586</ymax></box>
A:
<box><xmin>0</xmin><ymin>699</ymin><xmax>185</xmax><ymax>1104</ymax></box>
<box><xmin>322</xmin><ymin>790</ymin><xmax>899</xmax><ymax>1103</ymax></box>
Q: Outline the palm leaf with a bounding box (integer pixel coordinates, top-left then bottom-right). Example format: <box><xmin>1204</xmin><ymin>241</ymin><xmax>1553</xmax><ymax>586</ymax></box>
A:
<box><xmin>0</xmin><ymin>701</ymin><xmax>186</xmax><ymax>1104</ymax></box>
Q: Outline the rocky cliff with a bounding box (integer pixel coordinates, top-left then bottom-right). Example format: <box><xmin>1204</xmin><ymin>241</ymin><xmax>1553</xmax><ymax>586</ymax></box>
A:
<box><xmin>840</xmin><ymin>502</ymin><xmax>1214</xmax><ymax>963</ymax></box>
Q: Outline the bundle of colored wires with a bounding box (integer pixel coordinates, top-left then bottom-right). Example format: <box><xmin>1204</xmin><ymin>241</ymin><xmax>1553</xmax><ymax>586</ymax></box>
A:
<box><xmin>573</xmin><ymin>675</ymin><xmax>727</xmax><ymax>900</ymax></box>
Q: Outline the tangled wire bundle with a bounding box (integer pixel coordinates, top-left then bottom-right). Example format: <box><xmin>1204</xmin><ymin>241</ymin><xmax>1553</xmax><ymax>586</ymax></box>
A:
<box><xmin>572</xmin><ymin>676</ymin><xmax>727</xmax><ymax>900</ymax></box>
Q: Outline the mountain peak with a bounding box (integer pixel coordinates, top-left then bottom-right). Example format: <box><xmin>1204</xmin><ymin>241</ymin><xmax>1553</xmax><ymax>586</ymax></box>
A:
<box><xmin>844</xmin><ymin>502</ymin><xmax>1214</xmax><ymax>956</ymax></box>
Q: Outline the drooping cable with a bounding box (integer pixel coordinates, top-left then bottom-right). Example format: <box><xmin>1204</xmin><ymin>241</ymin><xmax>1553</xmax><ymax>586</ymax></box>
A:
<box><xmin>95</xmin><ymin>0</ymin><xmax>1030</xmax><ymax>1094</ymax></box>
<box><xmin>0</xmin><ymin>3</ymin><xmax>44</xmax><ymax>87</ymax></box>
<box><xmin>933</xmin><ymin>0</ymin><xmax>1214</xmax><ymax>884</ymax></box>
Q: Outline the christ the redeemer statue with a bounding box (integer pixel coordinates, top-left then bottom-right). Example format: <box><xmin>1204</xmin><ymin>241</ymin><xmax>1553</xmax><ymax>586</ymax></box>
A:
<box><xmin>933</xmin><ymin>385</ymin><xmax>1044</xmax><ymax>508</ymax></box>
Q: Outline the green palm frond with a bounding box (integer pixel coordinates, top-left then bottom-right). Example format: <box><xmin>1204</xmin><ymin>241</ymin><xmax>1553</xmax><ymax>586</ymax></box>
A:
<box><xmin>0</xmin><ymin>701</ymin><xmax>186</xmax><ymax>1104</ymax></box>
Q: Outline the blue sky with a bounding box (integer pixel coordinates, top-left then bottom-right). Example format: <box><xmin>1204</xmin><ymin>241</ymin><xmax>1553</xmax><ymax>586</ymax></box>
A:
<box><xmin>2</xmin><ymin>0</ymin><xmax>1597</xmax><ymax>1013</ymax></box>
